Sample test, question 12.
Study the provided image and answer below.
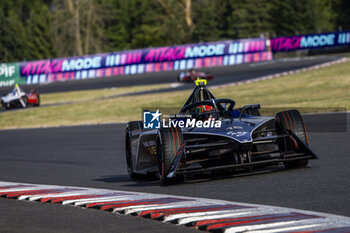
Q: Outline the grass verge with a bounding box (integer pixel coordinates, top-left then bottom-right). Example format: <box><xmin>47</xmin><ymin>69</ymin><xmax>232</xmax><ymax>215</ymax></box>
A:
<box><xmin>42</xmin><ymin>83</ymin><xmax>171</xmax><ymax>105</ymax></box>
<box><xmin>0</xmin><ymin>61</ymin><xmax>349</xmax><ymax>129</ymax></box>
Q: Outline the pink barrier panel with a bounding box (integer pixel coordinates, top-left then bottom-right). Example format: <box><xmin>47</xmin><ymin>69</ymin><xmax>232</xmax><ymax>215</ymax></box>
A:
<box><xmin>16</xmin><ymin>38</ymin><xmax>271</xmax><ymax>85</ymax></box>
<box><xmin>270</xmin><ymin>30</ymin><xmax>350</xmax><ymax>52</ymax></box>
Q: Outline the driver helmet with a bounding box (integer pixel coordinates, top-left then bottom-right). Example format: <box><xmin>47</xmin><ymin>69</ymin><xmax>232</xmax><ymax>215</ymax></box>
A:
<box><xmin>12</xmin><ymin>83</ymin><xmax>19</xmax><ymax>95</ymax></box>
<box><xmin>196</xmin><ymin>105</ymin><xmax>214</xmax><ymax>112</ymax></box>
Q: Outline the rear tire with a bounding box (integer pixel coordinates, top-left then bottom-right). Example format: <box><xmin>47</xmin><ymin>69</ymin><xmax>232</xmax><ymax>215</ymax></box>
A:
<box><xmin>177</xmin><ymin>75</ymin><xmax>181</xmax><ymax>82</ymax></box>
<box><xmin>276</xmin><ymin>110</ymin><xmax>309</xmax><ymax>168</ymax></box>
<box><xmin>125</xmin><ymin>121</ymin><xmax>143</xmax><ymax>178</ymax></box>
<box><xmin>157</xmin><ymin>127</ymin><xmax>184</xmax><ymax>184</ymax></box>
<box><xmin>34</xmin><ymin>95</ymin><xmax>40</xmax><ymax>107</ymax></box>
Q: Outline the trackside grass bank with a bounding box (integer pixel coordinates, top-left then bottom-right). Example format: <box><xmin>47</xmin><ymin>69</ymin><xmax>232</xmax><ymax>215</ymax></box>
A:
<box><xmin>42</xmin><ymin>84</ymin><xmax>171</xmax><ymax>105</ymax></box>
<box><xmin>0</xmin><ymin>61</ymin><xmax>349</xmax><ymax>129</ymax></box>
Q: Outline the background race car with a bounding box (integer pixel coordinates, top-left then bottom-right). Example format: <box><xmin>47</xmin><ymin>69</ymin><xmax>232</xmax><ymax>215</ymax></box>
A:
<box><xmin>1</xmin><ymin>89</ymin><xmax>40</xmax><ymax>109</ymax></box>
<box><xmin>177</xmin><ymin>69</ymin><xmax>214</xmax><ymax>82</ymax></box>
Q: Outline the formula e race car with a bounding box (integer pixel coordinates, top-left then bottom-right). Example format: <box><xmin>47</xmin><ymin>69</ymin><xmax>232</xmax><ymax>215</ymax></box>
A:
<box><xmin>125</xmin><ymin>80</ymin><xmax>318</xmax><ymax>184</ymax></box>
<box><xmin>177</xmin><ymin>69</ymin><xmax>213</xmax><ymax>82</ymax></box>
<box><xmin>1</xmin><ymin>89</ymin><xmax>40</xmax><ymax>109</ymax></box>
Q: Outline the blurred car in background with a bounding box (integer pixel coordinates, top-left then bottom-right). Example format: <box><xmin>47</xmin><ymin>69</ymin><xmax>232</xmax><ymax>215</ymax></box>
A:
<box><xmin>1</xmin><ymin>88</ymin><xmax>40</xmax><ymax>109</ymax></box>
<box><xmin>177</xmin><ymin>69</ymin><xmax>214</xmax><ymax>82</ymax></box>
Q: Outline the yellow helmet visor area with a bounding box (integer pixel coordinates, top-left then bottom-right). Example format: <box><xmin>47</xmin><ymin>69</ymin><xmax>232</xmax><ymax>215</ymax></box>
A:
<box><xmin>194</xmin><ymin>78</ymin><xmax>207</xmax><ymax>86</ymax></box>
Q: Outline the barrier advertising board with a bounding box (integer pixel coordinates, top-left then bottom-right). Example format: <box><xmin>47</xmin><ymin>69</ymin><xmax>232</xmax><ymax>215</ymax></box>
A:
<box><xmin>2</xmin><ymin>30</ymin><xmax>350</xmax><ymax>87</ymax></box>
<box><xmin>0</xmin><ymin>63</ymin><xmax>25</xmax><ymax>87</ymax></box>
<box><xmin>15</xmin><ymin>38</ymin><xmax>270</xmax><ymax>86</ymax></box>
<box><xmin>271</xmin><ymin>30</ymin><xmax>350</xmax><ymax>52</ymax></box>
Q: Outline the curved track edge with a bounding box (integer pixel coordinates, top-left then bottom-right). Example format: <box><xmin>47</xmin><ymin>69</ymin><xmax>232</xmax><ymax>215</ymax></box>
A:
<box><xmin>1</xmin><ymin>181</ymin><xmax>350</xmax><ymax>233</ymax></box>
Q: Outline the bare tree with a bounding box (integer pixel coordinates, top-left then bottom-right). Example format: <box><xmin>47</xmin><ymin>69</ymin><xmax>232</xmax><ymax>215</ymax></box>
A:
<box><xmin>68</xmin><ymin>0</ymin><xmax>83</xmax><ymax>55</ymax></box>
<box><xmin>51</xmin><ymin>0</ymin><xmax>105</xmax><ymax>57</ymax></box>
<box><xmin>156</xmin><ymin>0</ymin><xmax>193</xmax><ymax>40</ymax></box>
<box><xmin>84</xmin><ymin>0</ymin><xmax>93</xmax><ymax>54</ymax></box>
<box><xmin>185</xmin><ymin>0</ymin><xmax>193</xmax><ymax>31</ymax></box>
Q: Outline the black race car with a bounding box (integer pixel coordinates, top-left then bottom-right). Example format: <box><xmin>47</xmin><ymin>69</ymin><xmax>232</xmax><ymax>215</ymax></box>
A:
<box><xmin>125</xmin><ymin>80</ymin><xmax>318</xmax><ymax>184</ymax></box>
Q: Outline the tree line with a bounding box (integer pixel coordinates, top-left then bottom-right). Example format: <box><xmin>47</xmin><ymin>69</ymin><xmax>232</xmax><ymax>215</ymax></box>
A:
<box><xmin>0</xmin><ymin>0</ymin><xmax>349</xmax><ymax>63</ymax></box>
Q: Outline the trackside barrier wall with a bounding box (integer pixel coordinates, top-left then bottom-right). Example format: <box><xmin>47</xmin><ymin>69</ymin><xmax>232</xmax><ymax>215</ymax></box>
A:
<box><xmin>2</xmin><ymin>30</ymin><xmax>349</xmax><ymax>88</ymax></box>
<box><xmin>0</xmin><ymin>38</ymin><xmax>271</xmax><ymax>87</ymax></box>
<box><xmin>270</xmin><ymin>30</ymin><xmax>350</xmax><ymax>52</ymax></box>
<box><xmin>0</xmin><ymin>63</ymin><xmax>24</xmax><ymax>87</ymax></box>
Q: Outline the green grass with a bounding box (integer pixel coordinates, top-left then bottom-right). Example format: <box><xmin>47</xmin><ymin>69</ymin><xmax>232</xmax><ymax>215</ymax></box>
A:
<box><xmin>0</xmin><ymin>60</ymin><xmax>349</xmax><ymax>129</ymax></box>
<box><xmin>211</xmin><ymin>61</ymin><xmax>350</xmax><ymax>113</ymax></box>
<box><xmin>42</xmin><ymin>84</ymin><xmax>171</xmax><ymax>105</ymax></box>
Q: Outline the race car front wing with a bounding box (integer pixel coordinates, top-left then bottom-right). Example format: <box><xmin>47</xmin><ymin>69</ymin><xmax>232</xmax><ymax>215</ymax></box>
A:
<box><xmin>166</xmin><ymin>130</ymin><xmax>318</xmax><ymax>178</ymax></box>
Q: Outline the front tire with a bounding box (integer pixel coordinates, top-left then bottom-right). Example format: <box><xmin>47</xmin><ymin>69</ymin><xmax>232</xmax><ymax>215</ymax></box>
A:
<box><xmin>125</xmin><ymin>121</ymin><xmax>143</xmax><ymax>178</ymax></box>
<box><xmin>276</xmin><ymin>110</ymin><xmax>309</xmax><ymax>168</ymax></box>
<box><xmin>157</xmin><ymin>127</ymin><xmax>184</xmax><ymax>184</ymax></box>
<box><xmin>23</xmin><ymin>96</ymin><xmax>28</xmax><ymax>108</ymax></box>
<box><xmin>3</xmin><ymin>101</ymin><xmax>10</xmax><ymax>109</ymax></box>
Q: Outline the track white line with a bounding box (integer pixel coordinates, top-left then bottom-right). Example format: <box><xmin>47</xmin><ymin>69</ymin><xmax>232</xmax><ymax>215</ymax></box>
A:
<box><xmin>1</xmin><ymin>181</ymin><xmax>350</xmax><ymax>232</ymax></box>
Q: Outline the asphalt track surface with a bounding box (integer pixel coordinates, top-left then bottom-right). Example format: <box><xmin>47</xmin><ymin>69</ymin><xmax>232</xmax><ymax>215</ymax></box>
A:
<box><xmin>0</xmin><ymin>56</ymin><xmax>342</xmax><ymax>115</ymax></box>
<box><xmin>0</xmin><ymin>56</ymin><xmax>348</xmax><ymax>232</ymax></box>
<box><xmin>0</xmin><ymin>55</ymin><xmax>340</xmax><ymax>95</ymax></box>
<box><xmin>0</xmin><ymin>113</ymin><xmax>349</xmax><ymax>233</ymax></box>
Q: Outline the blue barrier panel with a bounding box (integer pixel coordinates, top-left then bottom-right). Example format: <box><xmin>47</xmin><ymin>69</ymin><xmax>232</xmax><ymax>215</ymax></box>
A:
<box><xmin>270</xmin><ymin>30</ymin><xmax>350</xmax><ymax>52</ymax></box>
<box><xmin>17</xmin><ymin>38</ymin><xmax>271</xmax><ymax>85</ymax></box>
